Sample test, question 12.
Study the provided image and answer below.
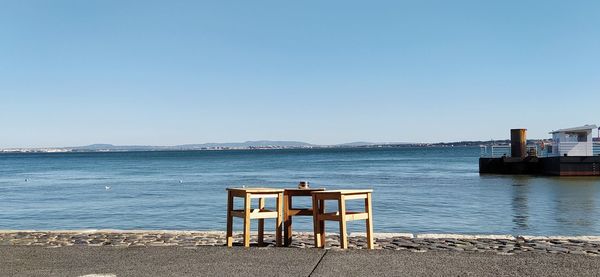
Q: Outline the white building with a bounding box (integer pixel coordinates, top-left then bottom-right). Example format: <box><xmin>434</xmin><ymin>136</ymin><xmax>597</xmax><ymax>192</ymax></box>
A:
<box><xmin>548</xmin><ymin>125</ymin><xmax>598</xmax><ymax>157</ymax></box>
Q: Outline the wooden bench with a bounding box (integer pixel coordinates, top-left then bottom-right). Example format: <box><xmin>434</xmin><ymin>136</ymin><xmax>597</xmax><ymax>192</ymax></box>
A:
<box><xmin>311</xmin><ymin>189</ymin><xmax>374</xmax><ymax>249</ymax></box>
<box><xmin>226</xmin><ymin>188</ymin><xmax>284</xmax><ymax>247</ymax></box>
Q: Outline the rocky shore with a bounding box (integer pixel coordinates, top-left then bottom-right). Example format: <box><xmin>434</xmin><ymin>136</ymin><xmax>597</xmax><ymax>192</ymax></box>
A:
<box><xmin>1</xmin><ymin>230</ymin><xmax>599</xmax><ymax>256</ymax></box>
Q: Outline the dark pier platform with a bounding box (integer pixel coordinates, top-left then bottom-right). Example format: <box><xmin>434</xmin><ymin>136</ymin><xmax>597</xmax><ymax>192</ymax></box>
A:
<box><xmin>480</xmin><ymin>127</ymin><xmax>600</xmax><ymax>176</ymax></box>
<box><xmin>479</xmin><ymin>156</ymin><xmax>600</xmax><ymax>176</ymax></box>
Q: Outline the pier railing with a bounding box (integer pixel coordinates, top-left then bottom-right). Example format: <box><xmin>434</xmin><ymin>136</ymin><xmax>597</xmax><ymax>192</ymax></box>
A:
<box><xmin>482</xmin><ymin>142</ymin><xmax>600</xmax><ymax>157</ymax></box>
<box><xmin>480</xmin><ymin>145</ymin><xmax>549</xmax><ymax>158</ymax></box>
<box><xmin>480</xmin><ymin>145</ymin><xmax>511</xmax><ymax>158</ymax></box>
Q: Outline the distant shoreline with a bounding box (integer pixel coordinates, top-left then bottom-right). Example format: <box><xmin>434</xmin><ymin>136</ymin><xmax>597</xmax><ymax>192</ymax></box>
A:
<box><xmin>0</xmin><ymin>140</ymin><xmax>510</xmax><ymax>154</ymax></box>
<box><xmin>0</xmin><ymin>144</ymin><xmax>488</xmax><ymax>154</ymax></box>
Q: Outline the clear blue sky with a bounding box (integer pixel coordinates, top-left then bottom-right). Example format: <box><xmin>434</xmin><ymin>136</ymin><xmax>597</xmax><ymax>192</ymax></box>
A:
<box><xmin>1</xmin><ymin>1</ymin><xmax>599</xmax><ymax>147</ymax></box>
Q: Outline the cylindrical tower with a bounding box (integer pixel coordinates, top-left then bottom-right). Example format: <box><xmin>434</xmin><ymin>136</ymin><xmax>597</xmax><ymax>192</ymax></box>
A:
<box><xmin>511</xmin><ymin>129</ymin><xmax>527</xmax><ymax>158</ymax></box>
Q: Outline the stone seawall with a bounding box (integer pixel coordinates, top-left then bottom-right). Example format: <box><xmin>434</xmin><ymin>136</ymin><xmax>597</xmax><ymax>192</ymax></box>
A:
<box><xmin>1</xmin><ymin>230</ymin><xmax>600</xmax><ymax>256</ymax></box>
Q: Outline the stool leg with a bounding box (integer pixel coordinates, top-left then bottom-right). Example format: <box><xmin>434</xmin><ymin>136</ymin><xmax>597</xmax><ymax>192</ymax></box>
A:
<box><xmin>312</xmin><ymin>194</ymin><xmax>322</xmax><ymax>248</ymax></box>
<box><xmin>284</xmin><ymin>194</ymin><xmax>292</xmax><ymax>246</ymax></box>
<box><xmin>226</xmin><ymin>191</ymin><xmax>234</xmax><ymax>247</ymax></box>
<box><xmin>338</xmin><ymin>195</ymin><xmax>348</xmax><ymax>249</ymax></box>
<box><xmin>275</xmin><ymin>192</ymin><xmax>283</xmax><ymax>246</ymax></box>
<box><xmin>258</xmin><ymin>197</ymin><xmax>265</xmax><ymax>246</ymax></box>
<box><xmin>318</xmin><ymin>199</ymin><xmax>325</xmax><ymax>244</ymax></box>
<box><xmin>243</xmin><ymin>194</ymin><xmax>251</xmax><ymax>248</ymax></box>
<box><xmin>365</xmin><ymin>192</ymin><xmax>374</xmax><ymax>249</ymax></box>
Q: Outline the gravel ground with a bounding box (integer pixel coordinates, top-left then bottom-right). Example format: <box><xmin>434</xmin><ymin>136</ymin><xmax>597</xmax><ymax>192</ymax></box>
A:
<box><xmin>1</xmin><ymin>231</ymin><xmax>600</xmax><ymax>256</ymax></box>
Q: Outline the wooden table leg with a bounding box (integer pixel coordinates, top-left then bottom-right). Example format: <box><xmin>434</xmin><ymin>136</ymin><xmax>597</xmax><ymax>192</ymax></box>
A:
<box><xmin>318</xmin><ymin>199</ymin><xmax>325</xmax><ymax>244</ymax></box>
<box><xmin>275</xmin><ymin>192</ymin><xmax>283</xmax><ymax>246</ymax></box>
<box><xmin>284</xmin><ymin>194</ymin><xmax>292</xmax><ymax>246</ymax></box>
<box><xmin>312</xmin><ymin>194</ymin><xmax>322</xmax><ymax>248</ymax></box>
<box><xmin>258</xmin><ymin>197</ymin><xmax>265</xmax><ymax>246</ymax></box>
<box><xmin>338</xmin><ymin>195</ymin><xmax>348</xmax><ymax>249</ymax></box>
<box><xmin>365</xmin><ymin>192</ymin><xmax>374</xmax><ymax>249</ymax></box>
<box><xmin>226</xmin><ymin>191</ymin><xmax>234</xmax><ymax>247</ymax></box>
<box><xmin>243</xmin><ymin>193</ymin><xmax>251</xmax><ymax>248</ymax></box>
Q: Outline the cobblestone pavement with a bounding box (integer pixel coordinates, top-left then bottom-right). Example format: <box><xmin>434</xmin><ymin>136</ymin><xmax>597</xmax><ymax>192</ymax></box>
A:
<box><xmin>1</xmin><ymin>231</ymin><xmax>599</xmax><ymax>256</ymax></box>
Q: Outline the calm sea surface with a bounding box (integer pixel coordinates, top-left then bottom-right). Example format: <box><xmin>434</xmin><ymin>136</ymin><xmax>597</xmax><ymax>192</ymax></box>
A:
<box><xmin>1</xmin><ymin>147</ymin><xmax>599</xmax><ymax>235</ymax></box>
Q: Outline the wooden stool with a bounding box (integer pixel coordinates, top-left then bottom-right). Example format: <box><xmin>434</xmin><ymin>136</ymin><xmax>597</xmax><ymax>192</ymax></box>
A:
<box><xmin>311</xmin><ymin>189</ymin><xmax>374</xmax><ymax>249</ymax></box>
<box><xmin>226</xmin><ymin>188</ymin><xmax>284</xmax><ymax>247</ymax></box>
<box><xmin>283</xmin><ymin>188</ymin><xmax>325</xmax><ymax>246</ymax></box>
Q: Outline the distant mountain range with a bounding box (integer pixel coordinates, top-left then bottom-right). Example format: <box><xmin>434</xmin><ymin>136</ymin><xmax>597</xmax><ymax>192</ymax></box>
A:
<box><xmin>68</xmin><ymin>141</ymin><xmax>316</xmax><ymax>151</ymax></box>
<box><xmin>1</xmin><ymin>139</ymin><xmax>523</xmax><ymax>153</ymax></box>
<box><xmin>67</xmin><ymin>140</ymin><xmax>376</xmax><ymax>151</ymax></box>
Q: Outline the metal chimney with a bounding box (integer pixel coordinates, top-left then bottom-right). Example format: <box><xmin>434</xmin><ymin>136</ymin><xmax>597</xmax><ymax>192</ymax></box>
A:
<box><xmin>510</xmin><ymin>129</ymin><xmax>527</xmax><ymax>158</ymax></box>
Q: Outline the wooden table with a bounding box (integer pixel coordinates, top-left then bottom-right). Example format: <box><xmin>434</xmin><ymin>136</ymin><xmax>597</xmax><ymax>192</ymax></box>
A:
<box><xmin>226</xmin><ymin>187</ymin><xmax>284</xmax><ymax>247</ymax></box>
<box><xmin>311</xmin><ymin>189</ymin><xmax>374</xmax><ymax>249</ymax></box>
<box><xmin>283</xmin><ymin>188</ymin><xmax>325</xmax><ymax>246</ymax></box>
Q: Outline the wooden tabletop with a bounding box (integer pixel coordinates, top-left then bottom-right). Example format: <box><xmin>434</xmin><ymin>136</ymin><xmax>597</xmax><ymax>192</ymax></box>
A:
<box><xmin>226</xmin><ymin>187</ymin><xmax>284</xmax><ymax>193</ymax></box>
<box><xmin>284</xmin><ymin>188</ymin><xmax>326</xmax><ymax>192</ymax></box>
<box><xmin>311</xmin><ymin>189</ymin><xmax>372</xmax><ymax>194</ymax></box>
<box><xmin>284</xmin><ymin>188</ymin><xmax>325</xmax><ymax>196</ymax></box>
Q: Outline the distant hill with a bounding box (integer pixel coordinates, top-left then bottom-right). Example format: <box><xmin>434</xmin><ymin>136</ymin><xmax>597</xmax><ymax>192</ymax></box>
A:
<box><xmin>70</xmin><ymin>144</ymin><xmax>165</xmax><ymax>151</ymax></box>
<box><xmin>69</xmin><ymin>141</ymin><xmax>485</xmax><ymax>152</ymax></box>
<box><xmin>67</xmin><ymin>141</ymin><xmax>318</xmax><ymax>152</ymax></box>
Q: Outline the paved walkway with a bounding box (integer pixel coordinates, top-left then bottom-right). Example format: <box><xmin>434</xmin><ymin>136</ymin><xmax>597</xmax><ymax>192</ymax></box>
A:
<box><xmin>2</xmin><ymin>246</ymin><xmax>600</xmax><ymax>277</ymax></box>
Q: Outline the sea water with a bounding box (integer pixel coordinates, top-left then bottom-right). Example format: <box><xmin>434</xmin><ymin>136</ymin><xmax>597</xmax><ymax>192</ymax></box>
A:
<box><xmin>1</xmin><ymin>147</ymin><xmax>599</xmax><ymax>235</ymax></box>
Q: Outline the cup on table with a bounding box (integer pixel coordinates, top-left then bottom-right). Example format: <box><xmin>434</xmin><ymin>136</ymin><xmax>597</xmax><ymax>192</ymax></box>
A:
<box><xmin>298</xmin><ymin>181</ymin><xmax>310</xmax><ymax>189</ymax></box>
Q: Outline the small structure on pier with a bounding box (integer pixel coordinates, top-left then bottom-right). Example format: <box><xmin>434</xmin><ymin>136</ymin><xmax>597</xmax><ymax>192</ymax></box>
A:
<box><xmin>479</xmin><ymin>125</ymin><xmax>600</xmax><ymax>176</ymax></box>
<box><xmin>548</xmin><ymin>125</ymin><xmax>597</xmax><ymax>157</ymax></box>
